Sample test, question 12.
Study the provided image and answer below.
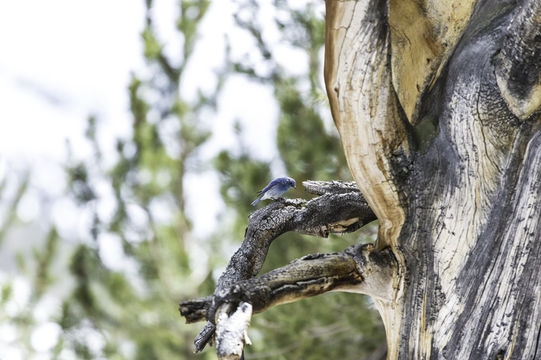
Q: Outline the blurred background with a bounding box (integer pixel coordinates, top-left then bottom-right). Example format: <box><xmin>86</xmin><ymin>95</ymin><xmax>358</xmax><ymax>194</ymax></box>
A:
<box><xmin>0</xmin><ymin>0</ymin><xmax>384</xmax><ymax>359</ymax></box>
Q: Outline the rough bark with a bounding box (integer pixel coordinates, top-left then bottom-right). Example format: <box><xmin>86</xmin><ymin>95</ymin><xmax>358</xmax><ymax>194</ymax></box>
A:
<box><xmin>325</xmin><ymin>0</ymin><xmax>541</xmax><ymax>359</ymax></box>
<box><xmin>182</xmin><ymin>244</ymin><xmax>397</xmax><ymax>323</ymax></box>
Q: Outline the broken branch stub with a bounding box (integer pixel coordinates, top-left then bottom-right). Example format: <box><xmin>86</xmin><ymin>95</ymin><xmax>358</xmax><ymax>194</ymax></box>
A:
<box><xmin>215</xmin><ymin>302</ymin><xmax>253</xmax><ymax>360</ymax></box>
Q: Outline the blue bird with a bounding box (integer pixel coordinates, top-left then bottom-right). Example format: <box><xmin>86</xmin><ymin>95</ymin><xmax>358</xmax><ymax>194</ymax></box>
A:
<box><xmin>251</xmin><ymin>177</ymin><xmax>296</xmax><ymax>206</ymax></box>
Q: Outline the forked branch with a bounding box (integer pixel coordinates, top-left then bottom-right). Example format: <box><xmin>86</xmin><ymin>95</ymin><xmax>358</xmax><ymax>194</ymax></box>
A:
<box><xmin>181</xmin><ymin>244</ymin><xmax>397</xmax><ymax>359</ymax></box>
<box><xmin>179</xmin><ymin>181</ymin><xmax>397</xmax><ymax>357</ymax></box>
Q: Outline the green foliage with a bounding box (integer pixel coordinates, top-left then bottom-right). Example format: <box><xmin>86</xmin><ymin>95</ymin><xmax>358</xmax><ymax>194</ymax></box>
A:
<box><xmin>0</xmin><ymin>172</ymin><xmax>29</xmax><ymax>245</ymax></box>
<box><xmin>214</xmin><ymin>126</ymin><xmax>271</xmax><ymax>219</ymax></box>
<box><xmin>32</xmin><ymin>227</ymin><xmax>59</xmax><ymax>299</ymax></box>
<box><xmin>276</xmin><ymin>79</ymin><xmax>345</xmax><ymax>181</ymax></box>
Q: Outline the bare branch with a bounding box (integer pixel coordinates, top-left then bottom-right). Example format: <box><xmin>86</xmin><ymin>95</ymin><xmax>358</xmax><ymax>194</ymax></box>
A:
<box><xmin>302</xmin><ymin>180</ymin><xmax>360</xmax><ymax>195</ymax></box>
<box><xmin>179</xmin><ymin>181</ymin><xmax>377</xmax><ymax>352</ymax></box>
<box><xmin>180</xmin><ymin>244</ymin><xmax>397</xmax><ymax>356</ymax></box>
<box><xmin>180</xmin><ymin>245</ymin><xmax>396</xmax><ymax>323</ymax></box>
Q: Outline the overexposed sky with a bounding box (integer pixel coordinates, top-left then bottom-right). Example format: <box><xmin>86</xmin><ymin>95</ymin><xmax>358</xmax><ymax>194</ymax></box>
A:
<box><xmin>0</xmin><ymin>0</ymin><xmax>309</xmax><ymax>240</ymax></box>
<box><xmin>0</xmin><ymin>1</ymin><xmax>143</xmax><ymax>160</ymax></box>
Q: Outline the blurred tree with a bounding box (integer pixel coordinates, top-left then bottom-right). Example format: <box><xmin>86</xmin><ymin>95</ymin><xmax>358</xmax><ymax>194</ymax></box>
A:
<box><xmin>0</xmin><ymin>172</ymin><xmax>29</xmax><ymax>244</ymax></box>
<box><xmin>59</xmin><ymin>1</ymin><xmax>220</xmax><ymax>359</ymax></box>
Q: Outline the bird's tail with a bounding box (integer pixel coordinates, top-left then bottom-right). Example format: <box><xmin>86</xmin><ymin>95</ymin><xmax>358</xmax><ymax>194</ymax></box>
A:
<box><xmin>251</xmin><ymin>195</ymin><xmax>263</xmax><ymax>206</ymax></box>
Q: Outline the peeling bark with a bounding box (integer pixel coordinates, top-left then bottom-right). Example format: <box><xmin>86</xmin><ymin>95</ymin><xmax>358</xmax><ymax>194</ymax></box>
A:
<box><xmin>215</xmin><ymin>302</ymin><xmax>252</xmax><ymax>360</ymax></box>
<box><xmin>324</xmin><ymin>0</ymin><xmax>541</xmax><ymax>359</ymax></box>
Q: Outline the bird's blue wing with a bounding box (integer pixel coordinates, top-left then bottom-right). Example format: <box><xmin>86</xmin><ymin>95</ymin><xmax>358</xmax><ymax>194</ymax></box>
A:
<box><xmin>257</xmin><ymin>178</ymin><xmax>281</xmax><ymax>195</ymax></box>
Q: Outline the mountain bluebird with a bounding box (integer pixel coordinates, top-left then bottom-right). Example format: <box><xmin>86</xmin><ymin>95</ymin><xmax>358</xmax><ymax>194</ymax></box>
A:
<box><xmin>251</xmin><ymin>177</ymin><xmax>296</xmax><ymax>206</ymax></box>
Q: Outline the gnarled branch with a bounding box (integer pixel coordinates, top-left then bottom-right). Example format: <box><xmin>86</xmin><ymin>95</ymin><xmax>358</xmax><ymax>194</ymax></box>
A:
<box><xmin>182</xmin><ymin>245</ymin><xmax>397</xmax><ymax>323</ymax></box>
<box><xmin>179</xmin><ymin>181</ymin><xmax>378</xmax><ymax>353</ymax></box>
<box><xmin>181</xmin><ymin>244</ymin><xmax>397</xmax><ymax>359</ymax></box>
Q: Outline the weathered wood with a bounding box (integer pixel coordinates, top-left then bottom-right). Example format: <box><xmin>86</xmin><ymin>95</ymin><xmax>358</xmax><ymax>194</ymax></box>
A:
<box><xmin>181</xmin><ymin>245</ymin><xmax>397</xmax><ymax>324</ymax></box>
<box><xmin>215</xmin><ymin>303</ymin><xmax>252</xmax><ymax>360</ymax></box>
<box><xmin>324</xmin><ymin>0</ymin><xmax>409</xmax><ymax>251</ymax></box>
<box><xmin>325</xmin><ymin>0</ymin><xmax>541</xmax><ymax>359</ymax></box>
<box><xmin>180</xmin><ymin>244</ymin><xmax>397</xmax><ymax>358</ymax></box>
<box><xmin>388</xmin><ymin>0</ymin><xmax>476</xmax><ymax>123</ymax></box>
<box><xmin>494</xmin><ymin>0</ymin><xmax>541</xmax><ymax>119</ymax></box>
<box><xmin>302</xmin><ymin>180</ymin><xmax>360</xmax><ymax>195</ymax></box>
<box><xmin>179</xmin><ymin>181</ymin><xmax>377</xmax><ymax>352</ymax></box>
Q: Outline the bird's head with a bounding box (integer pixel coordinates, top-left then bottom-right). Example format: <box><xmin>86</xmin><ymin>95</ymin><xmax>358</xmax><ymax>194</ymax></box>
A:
<box><xmin>288</xmin><ymin>177</ymin><xmax>296</xmax><ymax>188</ymax></box>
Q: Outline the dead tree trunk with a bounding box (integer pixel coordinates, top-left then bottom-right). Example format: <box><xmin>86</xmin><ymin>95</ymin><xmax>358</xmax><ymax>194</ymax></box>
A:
<box><xmin>325</xmin><ymin>0</ymin><xmax>541</xmax><ymax>358</ymax></box>
<box><xmin>180</xmin><ymin>0</ymin><xmax>541</xmax><ymax>359</ymax></box>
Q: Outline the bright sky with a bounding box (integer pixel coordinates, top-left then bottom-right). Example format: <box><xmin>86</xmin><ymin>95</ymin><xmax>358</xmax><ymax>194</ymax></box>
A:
<box><xmin>0</xmin><ymin>1</ymin><xmax>143</xmax><ymax>159</ymax></box>
<box><xmin>0</xmin><ymin>0</ymin><xmax>299</xmax><ymax>237</ymax></box>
